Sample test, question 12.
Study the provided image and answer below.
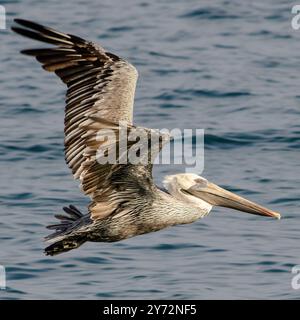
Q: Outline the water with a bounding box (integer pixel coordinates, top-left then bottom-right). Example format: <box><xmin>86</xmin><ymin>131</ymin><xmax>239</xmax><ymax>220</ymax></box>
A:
<box><xmin>0</xmin><ymin>0</ymin><xmax>299</xmax><ymax>299</ymax></box>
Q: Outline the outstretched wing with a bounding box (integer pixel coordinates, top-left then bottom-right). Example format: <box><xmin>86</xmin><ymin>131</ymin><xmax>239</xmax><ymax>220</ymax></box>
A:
<box><xmin>12</xmin><ymin>19</ymin><xmax>170</xmax><ymax>221</ymax></box>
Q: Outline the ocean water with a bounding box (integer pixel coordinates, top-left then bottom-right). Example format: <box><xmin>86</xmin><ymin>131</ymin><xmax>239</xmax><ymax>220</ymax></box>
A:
<box><xmin>0</xmin><ymin>0</ymin><xmax>300</xmax><ymax>299</ymax></box>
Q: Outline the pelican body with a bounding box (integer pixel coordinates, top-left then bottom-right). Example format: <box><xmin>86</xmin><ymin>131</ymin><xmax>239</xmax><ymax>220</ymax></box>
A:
<box><xmin>12</xmin><ymin>19</ymin><xmax>280</xmax><ymax>256</ymax></box>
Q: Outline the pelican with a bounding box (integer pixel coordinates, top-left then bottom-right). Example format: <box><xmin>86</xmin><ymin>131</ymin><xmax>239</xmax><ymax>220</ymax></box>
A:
<box><xmin>12</xmin><ymin>19</ymin><xmax>280</xmax><ymax>256</ymax></box>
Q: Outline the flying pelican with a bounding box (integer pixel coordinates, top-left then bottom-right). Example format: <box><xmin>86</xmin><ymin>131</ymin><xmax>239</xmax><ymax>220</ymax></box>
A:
<box><xmin>12</xmin><ymin>19</ymin><xmax>280</xmax><ymax>256</ymax></box>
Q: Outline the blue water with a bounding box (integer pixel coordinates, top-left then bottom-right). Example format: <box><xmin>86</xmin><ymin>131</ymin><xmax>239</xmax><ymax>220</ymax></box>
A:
<box><xmin>0</xmin><ymin>0</ymin><xmax>300</xmax><ymax>299</ymax></box>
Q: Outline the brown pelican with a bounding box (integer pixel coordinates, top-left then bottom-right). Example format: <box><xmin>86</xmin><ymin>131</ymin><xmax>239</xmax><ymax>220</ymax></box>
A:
<box><xmin>12</xmin><ymin>19</ymin><xmax>280</xmax><ymax>256</ymax></box>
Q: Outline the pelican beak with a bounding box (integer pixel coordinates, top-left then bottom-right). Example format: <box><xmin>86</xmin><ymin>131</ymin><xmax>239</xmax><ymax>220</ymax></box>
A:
<box><xmin>188</xmin><ymin>181</ymin><xmax>281</xmax><ymax>219</ymax></box>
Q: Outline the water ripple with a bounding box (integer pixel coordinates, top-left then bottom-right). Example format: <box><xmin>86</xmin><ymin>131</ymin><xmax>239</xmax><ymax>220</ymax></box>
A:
<box><xmin>179</xmin><ymin>8</ymin><xmax>239</xmax><ymax>20</ymax></box>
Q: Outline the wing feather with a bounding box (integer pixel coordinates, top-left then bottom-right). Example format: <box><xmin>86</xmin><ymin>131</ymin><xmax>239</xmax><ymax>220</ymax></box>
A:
<box><xmin>12</xmin><ymin>19</ymin><xmax>169</xmax><ymax>221</ymax></box>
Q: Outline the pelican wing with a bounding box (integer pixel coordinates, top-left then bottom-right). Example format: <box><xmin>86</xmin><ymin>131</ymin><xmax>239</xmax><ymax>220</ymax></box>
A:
<box><xmin>12</xmin><ymin>19</ymin><xmax>170</xmax><ymax>221</ymax></box>
<box><xmin>80</xmin><ymin>117</ymin><xmax>170</xmax><ymax>220</ymax></box>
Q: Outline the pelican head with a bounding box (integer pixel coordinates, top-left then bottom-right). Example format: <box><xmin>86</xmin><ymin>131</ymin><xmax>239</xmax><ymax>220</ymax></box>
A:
<box><xmin>163</xmin><ymin>173</ymin><xmax>281</xmax><ymax>219</ymax></box>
